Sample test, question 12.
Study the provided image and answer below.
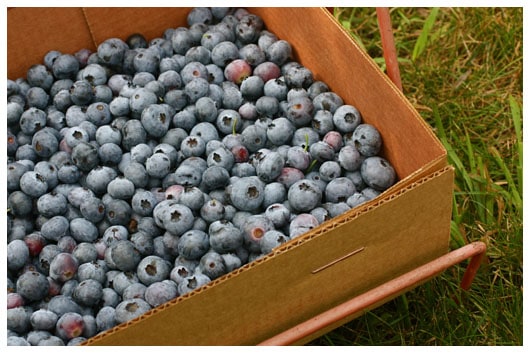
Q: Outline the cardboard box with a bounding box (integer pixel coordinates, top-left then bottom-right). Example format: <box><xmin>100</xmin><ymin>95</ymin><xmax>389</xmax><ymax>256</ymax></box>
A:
<box><xmin>7</xmin><ymin>7</ymin><xmax>454</xmax><ymax>345</ymax></box>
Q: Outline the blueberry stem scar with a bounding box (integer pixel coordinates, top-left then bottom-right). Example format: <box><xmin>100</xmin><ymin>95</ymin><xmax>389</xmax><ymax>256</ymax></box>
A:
<box><xmin>311</xmin><ymin>247</ymin><xmax>365</xmax><ymax>274</ymax></box>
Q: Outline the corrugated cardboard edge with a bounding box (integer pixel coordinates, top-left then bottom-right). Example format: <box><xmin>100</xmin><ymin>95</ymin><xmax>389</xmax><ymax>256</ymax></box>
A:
<box><xmin>83</xmin><ymin>165</ymin><xmax>454</xmax><ymax>345</ymax></box>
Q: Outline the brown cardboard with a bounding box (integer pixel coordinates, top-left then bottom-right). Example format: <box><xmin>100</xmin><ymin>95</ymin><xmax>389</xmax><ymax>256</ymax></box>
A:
<box><xmin>7</xmin><ymin>7</ymin><xmax>453</xmax><ymax>345</ymax></box>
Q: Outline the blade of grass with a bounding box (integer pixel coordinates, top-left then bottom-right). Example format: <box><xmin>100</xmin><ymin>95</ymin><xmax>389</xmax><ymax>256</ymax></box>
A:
<box><xmin>488</xmin><ymin>146</ymin><xmax>522</xmax><ymax>211</ymax></box>
<box><xmin>412</xmin><ymin>7</ymin><xmax>439</xmax><ymax>61</ymax></box>
<box><xmin>508</xmin><ymin>95</ymin><xmax>522</xmax><ymax>196</ymax></box>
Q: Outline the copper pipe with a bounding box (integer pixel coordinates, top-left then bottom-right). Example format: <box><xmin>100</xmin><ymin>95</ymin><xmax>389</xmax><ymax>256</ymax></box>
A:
<box><xmin>376</xmin><ymin>7</ymin><xmax>403</xmax><ymax>92</ymax></box>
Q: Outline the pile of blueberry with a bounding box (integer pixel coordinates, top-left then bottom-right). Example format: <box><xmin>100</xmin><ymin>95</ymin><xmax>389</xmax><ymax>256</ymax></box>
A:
<box><xmin>6</xmin><ymin>7</ymin><xmax>397</xmax><ymax>345</ymax></box>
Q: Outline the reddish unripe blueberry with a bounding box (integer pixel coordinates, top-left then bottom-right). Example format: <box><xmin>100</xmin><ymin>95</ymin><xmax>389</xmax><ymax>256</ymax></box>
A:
<box><xmin>224</xmin><ymin>59</ymin><xmax>252</xmax><ymax>84</ymax></box>
<box><xmin>276</xmin><ymin>167</ymin><xmax>305</xmax><ymax>188</ymax></box>
<box><xmin>56</xmin><ymin>312</ymin><xmax>85</xmax><ymax>340</ymax></box>
<box><xmin>165</xmin><ymin>184</ymin><xmax>185</xmax><ymax>200</ymax></box>
<box><xmin>231</xmin><ymin>144</ymin><xmax>250</xmax><ymax>163</ymax></box>
<box><xmin>24</xmin><ymin>233</ymin><xmax>47</xmax><ymax>257</ymax></box>
<box><xmin>7</xmin><ymin>293</ymin><xmax>25</xmax><ymax>309</ymax></box>
<box><xmin>49</xmin><ymin>252</ymin><xmax>79</xmax><ymax>282</ymax></box>
<box><xmin>94</xmin><ymin>238</ymin><xmax>107</xmax><ymax>260</ymax></box>
<box><xmin>253</xmin><ymin>61</ymin><xmax>281</xmax><ymax>82</ymax></box>
<box><xmin>47</xmin><ymin>277</ymin><xmax>62</xmax><ymax>297</ymax></box>
<box><xmin>323</xmin><ymin>131</ymin><xmax>343</xmax><ymax>152</ymax></box>
<box><xmin>59</xmin><ymin>138</ymin><xmax>72</xmax><ymax>153</ymax></box>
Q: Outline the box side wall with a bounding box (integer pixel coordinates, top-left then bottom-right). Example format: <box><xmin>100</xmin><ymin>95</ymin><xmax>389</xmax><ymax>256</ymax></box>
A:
<box><xmin>7</xmin><ymin>8</ymin><xmax>96</xmax><ymax>80</ymax></box>
<box><xmin>86</xmin><ymin>167</ymin><xmax>453</xmax><ymax>345</ymax></box>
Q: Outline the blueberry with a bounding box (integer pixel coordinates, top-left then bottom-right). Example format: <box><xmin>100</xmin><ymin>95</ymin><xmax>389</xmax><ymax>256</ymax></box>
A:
<box><xmin>26</xmin><ymin>86</ymin><xmax>50</xmax><ymax>109</ymax></box>
<box><xmin>178</xmin><ymin>186</ymin><xmax>206</xmax><ymax>212</ymax></box>
<box><xmin>184</xmin><ymin>77</ymin><xmax>210</xmax><ymax>104</ymax></box>
<box><xmin>27</xmin><ymin>63</ymin><xmax>55</xmax><ymax>90</ymax></box>
<box><xmin>19</xmin><ymin>107</ymin><xmax>47</xmax><ymax>135</ymax></box>
<box><xmin>96</xmin><ymin>306</ymin><xmax>117</xmax><ymax>332</ymax></box>
<box><xmin>138</xmin><ymin>104</ymin><xmax>170</xmax><ymax>139</ymax></box>
<box><xmin>111</xmin><ymin>271</ymin><xmax>140</xmax><ymax>295</ymax></box>
<box><xmin>346</xmin><ymin>192</ymin><xmax>370</xmax><ymax>208</ymax></box>
<box><xmin>323</xmin><ymin>201</ymin><xmax>351</xmax><ymax>218</ymax></box>
<box><xmin>221</xmin><ymin>81</ymin><xmax>244</xmax><ymax>109</ymax></box>
<box><xmin>7</xmin><ymin>191</ymin><xmax>33</xmax><ymax>217</ymax></box>
<box><xmin>72</xmin><ymin>242</ymin><xmax>99</xmax><ymax>265</ymax></box>
<box><xmin>333</xmin><ymin>104</ymin><xmax>362</xmax><ymax>133</ymax></box>
<box><xmin>262</xmin><ymin>182</ymin><xmax>287</xmax><ymax>209</ymax></box>
<box><xmin>276</xmin><ymin>166</ymin><xmax>305</xmax><ymax>189</ymax></box>
<box><xmin>39</xmin><ymin>217</ymin><xmax>68</xmax><ymax>244</ymax></box>
<box><xmin>201</xmin><ymin>165</ymin><xmax>231</xmax><ymax>192</ymax></box>
<box><xmin>49</xmin><ymin>252</ymin><xmax>79</xmax><ymax>282</ymax></box>
<box><xmin>286</xmin><ymin>145</ymin><xmax>311</xmax><ymax>170</ymax></box>
<box><xmin>137</xmin><ymin>255</ymin><xmax>171</xmax><ymax>286</ymax></box>
<box><xmin>240</xmin><ymin>214</ymin><xmax>275</xmax><ymax>253</ymax></box>
<box><xmin>52</xmin><ymin>53</ymin><xmax>80</xmax><ymax>79</ymax></box>
<box><xmin>180</xmin><ymin>61</ymin><xmax>209</xmax><ymax>84</ymax></box>
<box><xmin>286</xmin><ymin>96</ymin><xmax>314</xmax><ymax>127</ymax></box>
<box><xmin>199</xmin><ymin>198</ymin><xmax>226</xmax><ymax>223</ymax></box>
<box><xmin>128</xmin><ymin>87</ymin><xmax>158</xmax><ymax>120</ymax></box>
<box><xmin>85</xmin><ymin>165</ymin><xmax>118</xmax><ymax>195</ymax></box>
<box><xmin>313</xmin><ymin>91</ymin><xmax>344</xmax><ymax>114</ymax></box>
<box><xmin>7</xmin><ymin>162</ymin><xmax>30</xmax><ymax>192</ymax></box>
<box><xmin>287</xmin><ymin>179</ymin><xmax>323</xmax><ymax>212</ymax></box>
<box><xmin>319</xmin><ymin>161</ymin><xmax>342</xmax><ymax>182</ymax></box>
<box><xmin>235</xmin><ymin>14</ymin><xmax>264</xmax><ymax>44</ymax></box>
<box><xmin>256</xmin><ymin>150</ymin><xmax>285</xmax><ymax>182</ymax></box>
<box><xmin>72</xmin><ymin>279</ymin><xmax>103</xmax><ymax>307</ymax></box>
<box><xmin>169</xmin><ymin>264</ymin><xmax>192</xmax><ymax>285</ymax></box>
<box><xmin>105</xmin><ymin>198</ymin><xmax>132</xmax><ymax>226</ymax></box>
<box><xmin>16</xmin><ymin>270</ymin><xmax>50</xmax><ymax>302</ymax></box>
<box><xmin>360</xmin><ymin>156</ymin><xmax>396</xmax><ymax>191</ymax></box>
<box><xmin>241</xmin><ymin>124</ymin><xmax>267</xmax><ymax>153</ymax></box>
<box><xmin>184</xmin><ymin>46</ymin><xmax>211</xmax><ymax>66</ymax></box>
<box><xmin>265</xmin><ymin>39</ymin><xmax>292</xmax><ymax>66</ymax></box>
<box><xmin>224</xmin><ymin>58</ymin><xmax>252</xmax><ymax>84</ymax></box>
<box><xmin>216</xmin><ymin>109</ymin><xmax>242</xmax><ymax>135</ymax></box>
<box><xmin>338</xmin><ymin>144</ymin><xmax>364</xmax><ymax>172</ymax></box>
<box><xmin>33</xmin><ymin>128</ymin><xmax>60</xmax><ymax>158</ymax></box>
<box><xmin>264</xmin><ymin>203</ymin><xmax>291</xmax><ymax>228</ymax></box>
<box><xmin>7</xmin><ymin>307</ymin><xmax>31</xmax><ymax>335</ymax></box>
<box><xmin>208</xmin><ymin>220</ymin><xmax>244</xmax><ymax>253</ymax></box>
<box><xmin>198</xmin><ymin>251</ymin><xmax>227</xmax><ymax>280</ymax></box>
<box><xmin>206</xmin><ymin>146</ymin><xmax>235</xmax><ymax>170</ymax></box>
<box><xmin>106</xmin><ymin>176</ymin><xmax>135</xmax><ymax>200</ymax></box>
<box><xmin>30</xmin><ymin>309</ymin><xmax>59</xmax><ymax>331</ymax></box>
<box><xmin>351</xmin><ymin>123</ymin><xmax>383</xmax><ymax>157</ymax></box>
<box><xmin>77</xmin><ymin>261</ymin><xmax>107</xmax><ymax>284</ymax></box>
<box><xmin>309</xmin><ymin>141</ymin><xmax>335</xmax><ymax>163</ymax></box>
<box><xmin>161</xmin><ymin>202</ymin><xmax>195</xmax><ymax>236</ymax></box>
<box><xmin>289</xmin><ymin>213</ymin><xmax>320</xmax><ymax>238</ymax></box>
<box><xmin>105</xmin><ymin>240</ymin><xmax>141</xmax><ymax>272</ymax></box>
<box><xmin>229</xmin><ymin>176</ymin><xmax>265</xmax><ymax>211</ymax></box>
<box><xmin>97</xmin><ymin>37</ymin><xmax>128</xmax><ymax>67</ymax></box>
<box><xmin>325</xmin><ymin>177</ymin><xmax>356</xmax><ymax>203</ymax></box>
<box><xmin>71</xmin><ymin>141</ymin><xmax>99</xmax><ymax>172</ymax></box>
<box><xmin>145</xmin><ymin>280</ymin><xmax>178</xmax><ymax>307</ymax></box>
<box><xmin>211</xmin><ymin>41</ymin><xmax>240</xmax><ymax>68</ymax></box>
<box><xmin>177</xmin><ymin>273</ymin><xmax>211</xmax><ymax>295</ymax></box>
<box><xmin>187</xmin><ymin>7</ymin><xmax>213</xmax><ymax>26</ymax></box>
<box><xmin>260</xmin><ymin>230</ymin><xmax>290</xmax><ymax>254</ymax></box>
<box><xmin>190</xmin><ymin>121</ymin><xmax>220</xmax><ymax>143</ymax></box>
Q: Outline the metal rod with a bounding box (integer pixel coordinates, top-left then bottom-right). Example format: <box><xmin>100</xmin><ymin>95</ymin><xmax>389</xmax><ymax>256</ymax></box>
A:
<box><xmin>258</xmin><ymin>241</ymin><xmax>487</xmax><ymax>346</ymax></box>
<box><xmin>376</xmin><ymin>7</ymin><xmax>403</xmax><ymax>92</ymax></box>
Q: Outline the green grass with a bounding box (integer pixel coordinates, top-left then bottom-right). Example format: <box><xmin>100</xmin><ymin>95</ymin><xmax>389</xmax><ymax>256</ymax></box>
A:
<box><xmin>309</xmin><ymin>7</ymin><xmax>523</xmax><ymax>346</ymax></box>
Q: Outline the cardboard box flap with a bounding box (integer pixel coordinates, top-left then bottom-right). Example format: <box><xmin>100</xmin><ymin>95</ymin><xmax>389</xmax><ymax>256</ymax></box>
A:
<box><xmin>85</xmin><ymin>166</ymin><xmax>453</xmax><ymax>346</ymax></box>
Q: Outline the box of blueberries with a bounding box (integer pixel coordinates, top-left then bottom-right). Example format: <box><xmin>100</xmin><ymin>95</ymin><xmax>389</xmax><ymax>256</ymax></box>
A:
<box><xmin>6</xmin><ymin>7</ymin><xmax>454</xmax><ymax>346</ymax></box>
